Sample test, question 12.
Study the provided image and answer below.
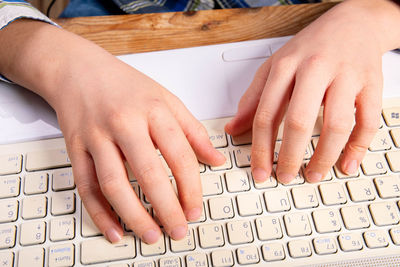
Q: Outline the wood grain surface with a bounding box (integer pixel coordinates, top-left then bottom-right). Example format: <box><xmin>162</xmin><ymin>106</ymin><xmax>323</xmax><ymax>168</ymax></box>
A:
<box><xmin>56</xmin><ymin>3</ymin><xmax>337</xmax><ymax>55</ymax></box>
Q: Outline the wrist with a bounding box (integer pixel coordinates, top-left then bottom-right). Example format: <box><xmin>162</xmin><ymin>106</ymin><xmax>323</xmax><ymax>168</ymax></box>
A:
<box><xmin>339</xmin><ymin>0</ymin><xmax>400</xmax><ymax>53</ymax></box>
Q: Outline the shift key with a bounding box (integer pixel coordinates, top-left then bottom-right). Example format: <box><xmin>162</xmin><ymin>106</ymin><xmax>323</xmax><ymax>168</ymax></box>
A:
<box><xmin>26</xmin><ymin>148</ymin><xmax>71</xmax><ymax>171</ymax></box>
<box><xmin>81</xmin><ymin>236</ymin><xmax>136</xmax><ymax>264</ymax></box>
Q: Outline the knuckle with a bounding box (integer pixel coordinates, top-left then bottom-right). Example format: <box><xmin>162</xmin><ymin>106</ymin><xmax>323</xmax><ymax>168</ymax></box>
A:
<box><xmin>77</xmin><ymin>182</ymin><xmax>97</xmax><ymax>200</ymax></box>
<box><xmin>107</xmin><ymin>108</ymin><xmax>129</xmax><ymax>132</ymax></box>
<box><xmin>254</xmin><ymin>110</ymin><xmax>275</xmax><ymax>130</ymax></box>
<box><xmin>170</xmin><ymin>150</ymin><xmax>197</xmax><ymax>172</ymax></box>
<box><xmin>324</xmin><ymin>118</ymin><xmax>353</xmax><ymax>136</ymax></box>
<box><xmin>99</xmin><ymin>172</ymin><xmax>122</xmax><ymax>196</ymax></box>
<box><xmin>273</xmin><ymin>56</ymin><xmax>296</xmax><ymax>73</ymax></box>
<box><xmin>136</xmin><ymin>163</ymin><xmax>159</xmax><ymax>186</ymax></box>
<box><xmin>285</xmin><ymin>115</ymin><xmax>310</xmax><ymax>134</ymax></box>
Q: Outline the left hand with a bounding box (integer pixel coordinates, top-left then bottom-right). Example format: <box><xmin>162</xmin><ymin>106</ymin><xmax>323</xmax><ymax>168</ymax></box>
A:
<box><xmin>225</xmin><ymin>0</ymin><xmax>400</xmax><ymax>184</ymax></box>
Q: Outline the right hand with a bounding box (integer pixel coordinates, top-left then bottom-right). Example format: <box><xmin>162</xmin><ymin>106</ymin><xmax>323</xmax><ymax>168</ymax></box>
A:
<box><xmin>0</xmin><ymin>20</ymin><xmax>225</xmax><ymax>244</ymax></box>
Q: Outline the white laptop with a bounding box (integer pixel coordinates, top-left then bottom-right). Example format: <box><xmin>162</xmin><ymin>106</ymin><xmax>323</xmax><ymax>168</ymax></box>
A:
<box><xmin>0</xmin><ymin>36</ymin><xmax>399</xmax><ymax>267</ymax></box>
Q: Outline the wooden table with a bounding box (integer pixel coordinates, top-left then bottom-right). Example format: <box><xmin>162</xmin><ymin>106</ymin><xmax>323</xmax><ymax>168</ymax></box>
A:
<box><xmin>56</xmin><ymin>3</ymin><xmax>337</xmax><ymax>55</ymax></box>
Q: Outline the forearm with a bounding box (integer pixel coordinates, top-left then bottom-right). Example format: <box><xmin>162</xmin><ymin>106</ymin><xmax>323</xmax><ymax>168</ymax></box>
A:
<box><xmin>339</xmin><ymin>0</ymin><xmax>400</xmax><ymax>53</ymax></box>
<box><xmin>0</xmin><ymin>19</ymin><xmax>117</xmax><ymax>107</ymax></box>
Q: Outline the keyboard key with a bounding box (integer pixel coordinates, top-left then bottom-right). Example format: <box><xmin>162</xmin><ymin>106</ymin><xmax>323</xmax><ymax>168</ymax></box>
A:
<box><xmin>291</xmin><ymin>186</ymin><xmax>319</xmax><ymax>209</ymax></box>
<box><xmin>284</xmin><ymin>213</ymin><xmax>312</xmax><ymax>237</ymax></box>
<box><xmin>0</xmin><ymin>154</ymin><xmax>22</xmax><ymax>175</ymax></box>
<box><xmin>24</xmin><ymin>172</ymin><xmax>48</xmax><ymax>195</ymax></box>
<box><xmin>390</xmin><ymin>227</ymin><xmax>400</xmax><ymax>245</ymax></box>
<box><xmin>208</xmin><ymin>197</ymin><xmax>234</xmax><ymax>220</ymax></box>
<box><xmin>227</xmin><ymin>220</ymin><xmax>253</xmax><ymax>245</ymax></box>
<box><xmin>319</xmin><ymin>183</ymin><xmax>347</xmax><ymax>205</ymax></box>
<box><xmin>133</xmin><ymin>260</ymin><xmax>155</xmax><ymax>267</ymax></box>
<box><xmin>363</xmin><ymin>230</ymin><xmax>389</xmax><ymax>248</ymax></box>
<box><xmin>198</xmin><ymin>224</ymin><xmax>224</xmax><ymax>248</ymax></box>
<box><xmin>333</xmin><ymin>164</ymin><xmax>359</xmax><ymax>179</ymax></box>
<box><xmin>382</xmin><ymin>107</ymin><xmax>400</xmax><ymax>127</ymax></box>
<box><xmin>51</xmin><ymin>191</ymin><xmax>75</xmax><ymax>215</ymax></box>
<box><xmin>288</xmin><ymin>240</ymin><xmax>312</xmax><ymax>258</ymax></box>
<box><xmin>369</xmin><ymin>130</ymin><xmax>392</xmax><ymax>151</ymax></box>
<box><xmin>52</xmin><ymin>168</ymin><xmax>75</xmax><ymax>191</ymax></box>
<box><xmin>341</xmin><ymin>205</ymin><xmax>370</xmax><ymax>230</ymax></box>
<box><xmin>236</xmin><ymin>246</ymin><xmax>259</xmax><ymax>265</ymax></box>
<box><xmin>338</xmin><ymin>233</ymin><xmax>363</xmax><ymax>251</ymax></box>
<box><xmin>261</xmin><ymin>243</ymin><xmax>285</xmax><ymax>262</ymax></box>
<box><xmin>159</xmin><ymin>257</ymin><xmax>181</xmax><ymax>267</ymax></box>
<box><xmin>81</xmin><ymin>204</ymin><xmax>101</xmax><ymax>237</ymax></box>
<box><xmin>0</xmin><ymin>252</ymin><xmax>13</xmax><ymax>267</ymax></box>
<box><xmin>203</xmin><ymin>118</ymin><xmax>228</xmax><ymax>148</ymax></box>
<box><xmin>26</xmin><ymin>148</ymin><xmax>71</xmax><ymax>171</ymax></box>
<box><xmin>361</xmin><ymin>153</ymin><xmax>388</xmax><ymax>175</ymax></box>
<box><xmin>236</xmin><ymin>193</ymin><xmax>262</xmax><ymax>216</ymax></box>
<box><xmin>281</xmin><ymin>172</ymin><xmax>304</xmax><ymax>186</ymax></box>
<box><xmin>312</xmin><ymin>209</ymin><xmax>341</xmax><ymax>233</ymax></box>
<box><xmin>374</xmin><ymin>175</ymin><xmax>400</xmax><ymax>198</ymax></box>
<box><xmin>186</xmin><ymin>253</ymin><xmax>208</xmax><ymax>267</ymax></box>
<box><xmin>18</xmin><ymin>247</ymin><xmax>44</xmax><ymax>267</ymax></box>
<box><xmin>210</xmin><ymin>150</ymin><xmax>232</xmax><ymax>171</ymax></box>
<box><xmin>386</xmin><ymin>151</ymin><xmax>400</xmax><ymax>172</ymax></box>
<box><xmin>264</xmin><ymin>189</ymin><xmax>290</xmax><ymax>212</ymax></box>
<box><xmin>140</xmin><ymin>234</ymin><xmax>165</xmax><ymax>256</ymax></box>
<box><xmin>0</xmin><ymin>199</ymin><xmax>18</xmax><ymax>223</ymax></box>
<box><xmin>390</xmin><ymin>128</ymin><xmax>400</xmax><ymax>147</ymax></box>
<box><xmin>255</xmin><ymin>216</ymin><xmax>282</xmax><ymax>241</ymax></box>
<box><xmin>81</xmin><ymin>236</ymin><xmax>136</xmax><ymax>264</ymax></box>
<box><xmin>170</xmin><ymin>229</ymin><xmax>195</xmax><ymax>252</ymax></box>
<box><xmin>20</xmin><ymin>221</ymin><xmax>46</xmax><ymax>246</ymax></box>
<box><xmin>233</xmin><ymin>146</ymin><xmax>251</xmax><ymax>168</ymax></box>
<box><xmin>253</xmin><ymin>175</ymin><xmax>277</xmax><ymax>189</ymax></box>
<box><xmin>369</xmin><ymin>202</ymin><xmax>400</xmax><ymax>226</ymax></box>
<box><xmin>49</xmin><ymin>243</ymin><xmax>75</xmax><ymax>267</ymax></box>
<box><xmin>22</xmin><ymin>195</ymin><xmax>47</xmax><ymax>219</ymax></box>
<box><xmin>231</xmin><ymin>131</ymin><xmax>252</xmax><ymax>146</ymax></box>
<box><xmin>313</xmin><ymin>237</ymin><xmax>337</xmax><ymax>255</ymax></box>
<box><xmin>346</xmin><ymin>179</ymin><xmax>376</xmax><ymax>202</ymax></box>
<box><xmin>225</xmin><ymin>170</ymin><xmax>250</xmax><ymax>192</ymax></box>
<box><xmin>211</xmin><ymin>250</ymin><xmax>234</xmax><ymax>267</ymax></box>
<box><xmin>0</xmin><ymin>176</ymin><xmax>20</xmax><ymax>198</ymax></box>
<box><xmin>50</xmin><ymin>216</ymin><xmax>75</xmax><ymax>241</ymax></box>
<box><xmin>201</xmin><ymin>174</ymin><xmax>223</xmax><ymax>196</ymax></box>
<box><xmin>0</xmin><ymin>225</ymin><xmax>16</xmax><ymax>249</ymax></box>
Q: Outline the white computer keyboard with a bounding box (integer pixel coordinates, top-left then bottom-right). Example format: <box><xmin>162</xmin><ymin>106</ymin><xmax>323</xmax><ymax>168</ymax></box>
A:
<box><xmin>0</xmin><ymin>98</ymin><xmax>400</xmax><ymax>267</ymax></box>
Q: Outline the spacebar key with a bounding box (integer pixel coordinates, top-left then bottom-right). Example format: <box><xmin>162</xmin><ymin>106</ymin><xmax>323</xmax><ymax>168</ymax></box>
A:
<box><xmin>26</xmin><ymin>148</ymin><xmax>71</xmax><ymax>171</ymax></box>
<box><xmin>81</xmin><ymin>236</ymin><xmax>136</xmax><ymax>264</ymax></box>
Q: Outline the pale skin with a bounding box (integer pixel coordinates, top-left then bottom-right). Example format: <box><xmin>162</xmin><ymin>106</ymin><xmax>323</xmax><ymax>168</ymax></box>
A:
<box><xmin>0</xmin><ymin>0</ymin><xmax>399</xmax><ymax>244</ymax></box>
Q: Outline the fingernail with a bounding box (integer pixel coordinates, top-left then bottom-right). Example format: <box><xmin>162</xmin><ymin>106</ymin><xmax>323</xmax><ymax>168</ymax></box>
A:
<box><xmin>345</xmin><ymin>160</ymin><xmax>358</xmax><ymax>174</ymax></box>
<box><xmin>186</xmin><ymin>207</ymin><xmax>201</xmax><ymax>222</ymax></box>
<box><xmin>143</xmin><ymin>229</ymin><xmax>160</xmax><ymax>244</ymax></box>
<box><xmin>252</xmin><ymin>167</ymin><xmax>268</xmax><ymax>182</ymax></box>
<box><xmin>277</xmin><ymin>172</ymin><xmax>294</xmax><ymax>184</ymax></box>
<box><xmin>106</xmin><ymin>228</ymin><xmax>122</xmax><ymax>243</ymax></box>
<box><xmin>306</xmin><ymin>171</ymin><xmax>322</xmax><ymax>183</ymax></box>
<box><xmin>171</xmin><ymin>225</ymin><xmax>187</xmax><ymax>240</ymax></box>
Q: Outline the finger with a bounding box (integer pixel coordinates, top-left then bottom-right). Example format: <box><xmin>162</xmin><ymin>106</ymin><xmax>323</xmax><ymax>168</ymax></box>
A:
<box><xmin>163</xmin><ymin>91</ymin><xmax>225</xmax><ymax>166</ymax></box>
<box><xmin>225</xmin><ymin>59</ymin><xmax>272</xmax><ymax>136</ymax></box>
<box><xmin>277</xmin><ymin>56</ymin><xmax>332</xmax><ymax>183</ymax></box>
<box><xmin>304</xmin><ymin>75</ymin><xmax>356</xmax><ymax>182</ymax></box>
<box><xmin>149</xmin><ymin>109</ymin><xmax>203</xmax><ymax>222</ymax></box>
<box><xmin>88</xmin><ymin>136</ymin><xmax>162</xmax><ymax>244</ymax></box>
<box><xmin>67</xmin><ymin>141</ymin><xmax>123</xmax><ymax>243</ymax></box>
<box><xmin>340</xmin><ymin>79</ymin><xmax>382</xmax><ymax>174</ymax></box>
<box><xmin>116</xmin><ymin>120</ymin><xmax>188</xmax><ymax>241</ymax></box>
<box><xmin>250</xmin><ymin>56</ymin><xmax>297</xmax><ymax>182</ymax></box>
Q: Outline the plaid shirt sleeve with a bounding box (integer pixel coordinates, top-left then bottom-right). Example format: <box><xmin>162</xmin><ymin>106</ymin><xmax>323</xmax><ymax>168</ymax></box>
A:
<box><xmin>0</xmin><ymin>0</ymin><xmax>57</xmax><ymax>83</ymax></box>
